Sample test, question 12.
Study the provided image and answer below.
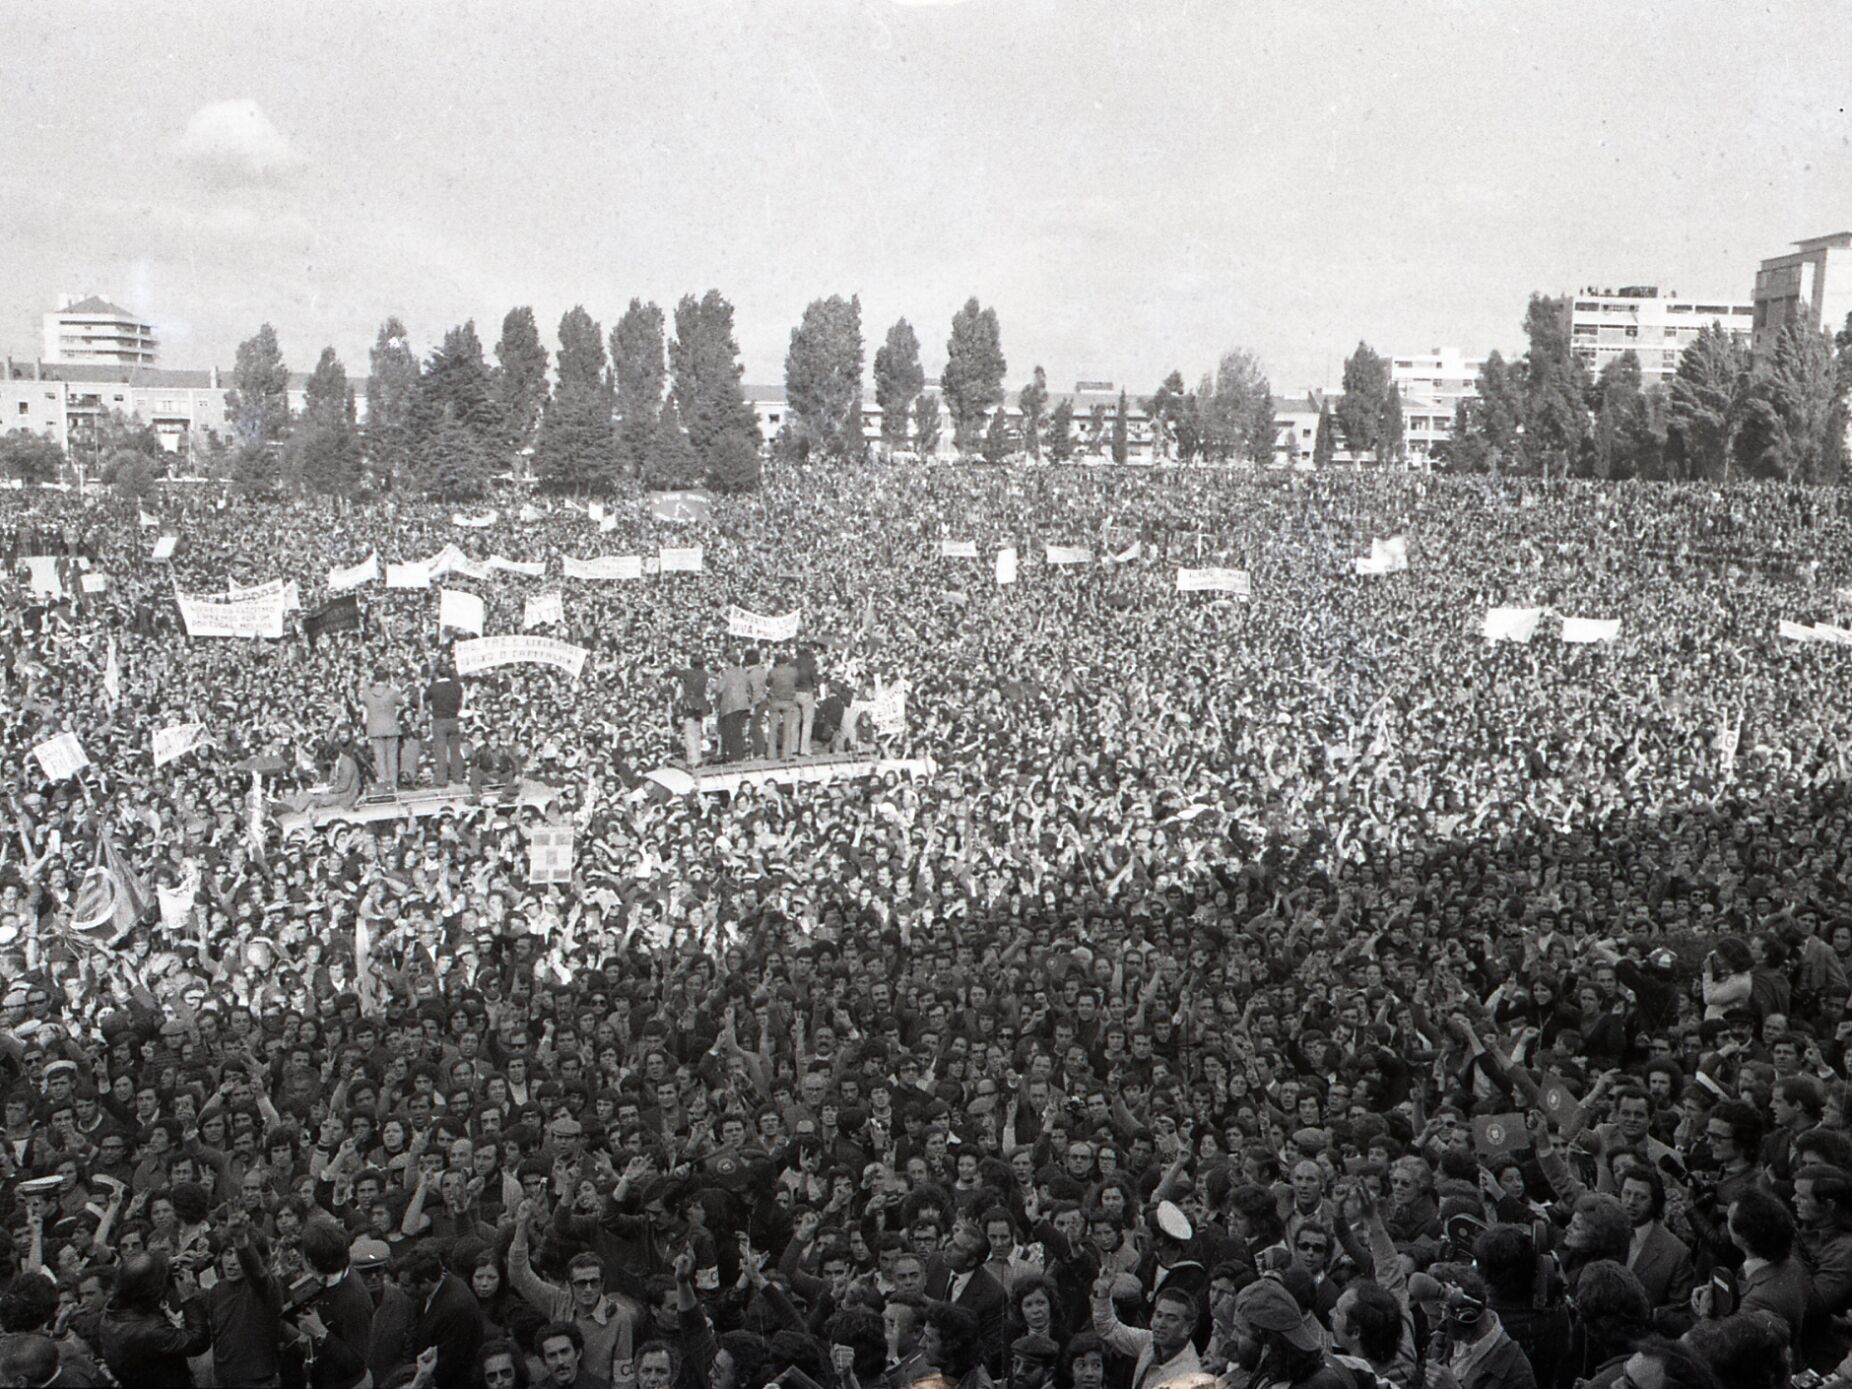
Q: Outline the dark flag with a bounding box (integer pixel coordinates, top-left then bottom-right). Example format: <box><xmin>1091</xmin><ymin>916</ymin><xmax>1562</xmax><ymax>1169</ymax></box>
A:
<box><xmin>304</xmin><ymin>594</ymin><xmax>361</xmax><ymax>647</ymax></box>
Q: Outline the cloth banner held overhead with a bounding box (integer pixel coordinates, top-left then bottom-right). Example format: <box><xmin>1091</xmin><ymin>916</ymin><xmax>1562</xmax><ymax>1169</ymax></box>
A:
<box><xmin>151</xmin><ymin>535</ymin><xmax>177</xmax><ymax>561</ymax></box>
<box><xmin>528</xmin><ymin>826</ymin><xmax>575</xmax><ymax>884</ymax></box>
<box><xmin>996</xmin><ymin>548</ymin><xmax>1018</xmax><ymax>586</ymax></box>
<box><xmin>1779</xmin><ymin>620</ymin><xmax>1820</xmax><ymax>642</ymax></box>
<box><xmin>1813</xmin><ymin>622</ymin><xmax>1852</xmax><ymax>646</ymax></box>
<box><xmin>386</xmin><ymin>562</ymin><xmax>430</xmax><ymax>589</ymax></box>
<box><xmin>33</xmin><ymin>731</ymin><xmax>89</xmax><ymax>782</ymax></box>
<box><xmin>563</xmin><ymin>555</ymin><xmax>643</xmax><ymax>581</ymax></box>
<box><xmin>650</xmin><ymin>490</ymin><xmax>713</xmax><ymax>524</ymax></box>
<box><xmin>231</xmin><ymin>577</ymin><xmax>300</xmax><ymax>612</ymax></box>
<box><xmin>1560</xmin><ymin>616</ymin><xmax>1621</xmax><ymax>644</ymax></box>
<box><xmin>727</xmin><ymin>606</ymin><xmax>801</xmax><ymax>641</ymax></box>
<box><xmin>176</xmin><ymin>581</ymin><xmax>286</xmax><ymax>640</ymax></box>
<box><xmin>517</xmin><ymin>504</ymin><xmax>544</xmax><ymax>523</ymax></box>
<box><xmin>158</xmin><ymin>861</ymin><xmax>200</xmax><ymax>933</ymax></box>
<box><xmin>303</xmin><ymin>595</ymin><xmax>361</xmax><ymax>646</ymax></box>
<box><xmin>452</xmin><ymin>510</ymin><xmax>498</xmax><ymax>528</ymax></box>
<box><xmin>488</xmin><ymin>555</ymin><xmax>546</xmax><ymax>578</ymax></box>
<box><xmin>327</xmin><ymin>554</ymin><xmax>379</xmax><ymax>591</ymax></box>
<box><xmin>939</xmin><ymin>539</ymin><xmax>979</xmax><ymax>559</ymax></box>
<box><xmin>82</xmin><ymin>573</ymin><xmax>108</xmax><ymax>594</ymax></box>
<box><xmin>600</xmin><ymin>513</ymin><xmax>618</xmax><ymax>533</ymax></box>
<box><xmin>439</xmin><ymin>588</ymin><xmax>485</xmax><ymax>636</ymax></box>
<box><xmin>523</xmin><ymin>592</ymin><xmax>564</xmax><ymax>629</ymax></box>
<box><xmin>424</xmin><ymin>544</ymin><xmax>492</xmax><ymax>583</ymax></box>
<box><xmin>1107</xmin><ymin>541</ymin><xmax>1142</xmax><ymax>565</ymax></box>
<box><xmin>1045</xmin><ymin>544</ymin><xmax>1093</xmax><ymax>566</ymax></box>
<box><xmin>153</xmin><ymin>722</ymin><xmax>208</xmax><ymax>768</ymax></box>
<box><xmin>1177</xmin><ymin>568</ymin><xmax>1251</xmax><ymax>596</ymax></box>
<box><xmin>1484</xmin><ymin>606</ymin><xmax>1543</xmax><ymax>643</ymax></box>
<box><xmin>587</xmin><ymin>502</ymin><xmax>605</xmax><ymax>524</ymax></box>
<box><xmin>658</xmin><ymin>547</ymin><xmax>703</xmax><ymax>573</ymax></box>
<box><xmin>453</xmin><ymin>635</ymin><xmax>588</xmax><ymax>680</ymax></box>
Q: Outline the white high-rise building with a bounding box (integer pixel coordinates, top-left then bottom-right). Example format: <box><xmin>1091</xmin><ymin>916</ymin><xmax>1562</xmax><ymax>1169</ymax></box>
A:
<box><xmin>1752</xmin><ymin>232</ymin><xmax>1852</xmax><ymax>355</ymax></box>
<box><xmin>41</xmin><ymin>294</ymin><xmax>158</xmax><ymax>367</ymax></box>
<box><xmin>1567</xmin><ymin>286</ymin><xmax>1752</xmax><ymax>387</ymax></box>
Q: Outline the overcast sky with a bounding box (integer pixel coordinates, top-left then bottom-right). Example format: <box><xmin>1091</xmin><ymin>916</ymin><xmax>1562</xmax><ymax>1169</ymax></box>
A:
<box><xmin>3</xmin><ymin>1</ymin><xmax>1848</xmax><ymax>396</ymax></box>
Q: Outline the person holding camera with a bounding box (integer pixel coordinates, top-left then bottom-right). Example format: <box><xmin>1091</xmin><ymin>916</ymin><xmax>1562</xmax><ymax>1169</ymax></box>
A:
<box><xmin>98</xmin><ymin>1251</ymin><xmax>212</xmax><ymax>1387</ymax></box>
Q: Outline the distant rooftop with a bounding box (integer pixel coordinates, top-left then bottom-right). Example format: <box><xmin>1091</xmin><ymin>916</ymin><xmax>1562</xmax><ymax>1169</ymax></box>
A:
<box><xmin>54</xmin><ymin>295</ymin><xmax>142</xmax><ymax>319</ymax></box>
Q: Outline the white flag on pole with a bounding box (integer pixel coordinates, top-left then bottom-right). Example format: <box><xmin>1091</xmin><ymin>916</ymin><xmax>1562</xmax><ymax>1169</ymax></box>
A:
<box><xmin>439</xmin><ymin>589</ymin><xmax>486</xmax><ymax>636</ymax></box>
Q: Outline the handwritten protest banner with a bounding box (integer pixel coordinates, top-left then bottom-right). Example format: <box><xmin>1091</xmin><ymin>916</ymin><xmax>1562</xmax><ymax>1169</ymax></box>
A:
<box><xmin>563</xmin><ymin>555</ymin><xmax>643</xmax><ymax>581</ymax></box>
<box><xmin>453</xmin><ymin>635</ymin><xmax>588</xmax><ymax>680</ymax></box>
<box><xmin>727</xmin><ymin>606</ymin><xmax>801</xmax><ymax>641</ymax></box>
<box><xmin>523</xmin><ymin>592</ymin><xmax>564</xmax><ymax>629</ymax></box>
<box><xmin>176</xmin><ymin>580</ymin><xmax>287</xmax><ymax>639</ymax></box>
<box><xmin>940</xmin><ymin>539</ymin><xmax>979</xmax><ymax>559</ymax></box>
<box><xmin>488</xmin><ymin>556</ymin><xmax>546</xmax><ymax>578</ymax></box>
<box><xmin>1176</xmin><ymin>568</ymin><xmax>1251</xmax><ymax>596</ymax></box>
<box><xmin>1484</xmin><ymin>606</ymin><xmax>1543</xmax><ymax>643</ymax></box>
<box><xmin>451</xmin><ymin>510</ymin><xmax>498</xmax><ymax>528</ymax></box>
<box><xmin>33</xmin><ymin>731</ymin><xmax>89</xmax><ymax>782</ymax></box>
<box><xmin>847</xmin><ymin>681</ymin><xmax>908</xmax><ymax>736</ymax></box>
<box><xmin>659</xmin><ymin>547</ymin><xmax>704</xmax><ymax>573</ymax></box>
<box><xmin>1045</xmin><ymin>544</ymin><xmax>1093</xmax><ymax>566</ymax></box>
<box><xmin>439</xmin><ymin>589</ymin><xmax>485</xmax><ymax>636</ymax></box>
<box><xmin>153</xmin><ymin>723</ymin><xmax>208</xmax><ymax>768</ymax></box>
<box><xmin>328</xmin><ymin>554</ymin><xmax>379</xmax><ymax>591</ymax></box>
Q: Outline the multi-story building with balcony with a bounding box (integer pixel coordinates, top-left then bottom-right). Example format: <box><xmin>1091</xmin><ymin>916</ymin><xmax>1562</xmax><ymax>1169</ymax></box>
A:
<box><xmin>41</xmin><ymin>295</ymin><xmax>158</xmax><ymax>368</ymax></box>
<box><xmin>1568</xmin><ymin>286</ymin><xmax>1752</xmax><ymax>387</ymax></box>
<box><xmin>1752</xmin><ymin>232</ymin><xmax>1852</xmax><ymax>355</ymax></box>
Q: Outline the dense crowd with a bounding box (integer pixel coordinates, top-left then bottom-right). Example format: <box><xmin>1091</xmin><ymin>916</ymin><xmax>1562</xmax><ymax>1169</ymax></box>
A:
<box><xmin>4</xmin><ymin>465</ymin><xmax>1852</xmax><ymax>1389</ymax></box>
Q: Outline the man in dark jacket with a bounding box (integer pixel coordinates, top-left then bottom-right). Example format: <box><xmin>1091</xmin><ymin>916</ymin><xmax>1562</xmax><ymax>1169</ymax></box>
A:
<box><xmin>100</xmin><ymin>1252</ymin><xmax>212</xmax><ymax>1387</ymax></box>
<box><xmin>404</xmin><ymin>1243</ymin><xmax>486</xmax><ymax>1389</ymax></box>
<box><xmin>207</xmin><ymin>1210</ymin><xmax>285</xmax><ymax>1388</ymax></box>
<box><xmin>300</xmin><ymin>1218</ymin><xmax>376</xmax><ymax>1389</ymax></box>
<box><xmin>426</xmin><ymin>663</ymin><xmax>466</xmax><ymax>788</ymax></box>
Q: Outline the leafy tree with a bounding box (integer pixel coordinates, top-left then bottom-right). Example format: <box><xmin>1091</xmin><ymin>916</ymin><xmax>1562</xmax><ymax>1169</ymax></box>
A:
<box><xmin>0</xmin><ymin>430</ymin><xmax>65</xmax><ymax>485</ymax></box>
<box><xmin>1518</xmin><ymin>294</ymin><xmax>1589</xmax><ymax>476</ymax></box>
<box><xmin>224</xmin><ymin>323</ymin><xmax>290</xmax><ymax>450</ymax></box>
<box><xmin>1201</xmin><ymin>350</ymin><xmax>1272</xmax><ymax>462</ymax></box>
<box><xmin>941</xmin><ymin>298</ymin><xmax>1006</xmax><ymax>453</ymax></box>
<box><xmin>1112</xmin><ymin>391</ymin><xmax>1130</xmax><ymax>463</ymax></box>
<box><xmin>707</xmin><ymin>427</ymin><xmax>762</xmax><ymax>495</ymax></box>
<box><xmin>1017</xmin><ymin>366</ymin><xmax>1049</xmax><ymax>459</ymax></box>
<box><xmin>1376</xmin><ymin>390</ymin><xmax>1403</xmax><ymax>466</ymax></box>
<box><xmin>492</xmin><ymin>307</ymin><xmax>550</xmax><ymax>456</ymax></box>
<box><xmin>645</xmin><ymin>399</ymin><xmax>705</xmax><ymax>490</ymax></box>
<box><xmin>365</xmin><ymin>318</ymin><xmax>421</xmax><ymax>490</ymax></box>
<box><xmin>1740</xmin><ymin>324</ymin><xmax>1841</xmax><ymax>483</ymax></box>
<box><xmin>420</xmin><ymin>321</ymin><xmax>504</xmax><ymax>457</ymax></box>
<box><xmin>913</xmin><ymin>392</ymin><xmax>942</xmax><ymax>454</ymax></box>
<box><xmin>981</xmin><ymin>408</ymin><xmax>1013</xmax><ymax>464</ymax></box>
<box><xmin>873</xmin><ymin>318</ymin><xmax>925</xmax><ymax>452</ymax></box>
<box><xmin>612</xmin><ymin>299</ymin><xmax>668</xmax><ymax>480</ymax></box>
<box><xmin>289</xmin><ymin>347</ymin><xmax>363</xmax><ymax>496</ymax></box>
<box><xmin>1047</xmin><ymin>398</ymin><xmax>1074</xmax><ymax>461</ymax></box>
<box><xmin>533</xmin><ymin>306</ymin><xmax>615</xmax><ymax>492</ymax></box>
<box><xmin>1087</xmin><ymin>403</ymin><xmax>1108</xmax><ymax>454</ymax></box>
<box><xmin>1312</xmin><ymin>401</ymin><xmax>1336</xmax><ymax>467</ymax></box>
<box><xmin>1146</xmin><ymin>371</ymin><xmax>1187</xmax><ymax>459</ymax></box>
<box><xmin>1583</xmin><ymin>352</ymin><xmax>1666</xmax><ymax>481</ymax></box>
<box><xmin>1667</xmin><ymin>323</ymin><xmax>1749</xmax><ymax>481</ymax></box>
<box><xmin>1173</xmin><ymin>392</ymin><xmax>1203</xmax><ymax>463</ymax></box>
<box><xmin>95</xmin><ymin>410</ymin><xmax>165</xmax><ymax>461</ymax></box>
<box><xmin>103</xmin><ymin>448</ymin><xmax>162</xmax><ymax>500</ymax></box>
<box><xmin>421</xmin><ymin>412</ymin><xmax>494</xmax><ymax>501</ymax></box>
<box><xmin>784</xmin><ymin>294</ymin><xmax>865</xmax><ymax>460</ymax></box>
<box><xmin>671</xmin><ymin>290</ymin><xmax>760</xmax><ymax>477</ymax></box>
<box><xmin>230</xmin><ymin>443</ymin><xmax>281</xmax><ymax>499</ymax></box>
<box><xmin>1336</xmin><ymin>342</ymin><xmax>1390</xmax><ymax>460</ymax></box>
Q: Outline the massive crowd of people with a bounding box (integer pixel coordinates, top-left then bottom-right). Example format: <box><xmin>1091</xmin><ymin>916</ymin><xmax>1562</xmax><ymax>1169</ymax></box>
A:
<box><xmin>4</xmin><ymin>464</ymin><xmax>1852</xmax><ymax>1389</ymax></box>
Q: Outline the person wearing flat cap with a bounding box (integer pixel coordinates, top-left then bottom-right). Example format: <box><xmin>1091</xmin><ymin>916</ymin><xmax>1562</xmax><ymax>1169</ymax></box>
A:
<box><xmin>1229</xmin><ymin>1277</ymin><xmax>1352</xmax><ymax>1388</ymax></box>
<box><xmin>1008</xmin><ymin>1333</ymin><xmax>1059</xmax><ymax>1389</ymax></box>
<box><xmin>1089</xmin><ymin>1263</ymin><xmax>1203</xmax><ymax>1389</ymax></box>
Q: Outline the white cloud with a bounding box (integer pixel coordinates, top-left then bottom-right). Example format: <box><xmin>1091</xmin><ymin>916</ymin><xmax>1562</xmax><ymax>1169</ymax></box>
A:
<box><xmin>176</xmin><ymin>99</ymin><xmax>302</xmax><ymax>187</ymax></box>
